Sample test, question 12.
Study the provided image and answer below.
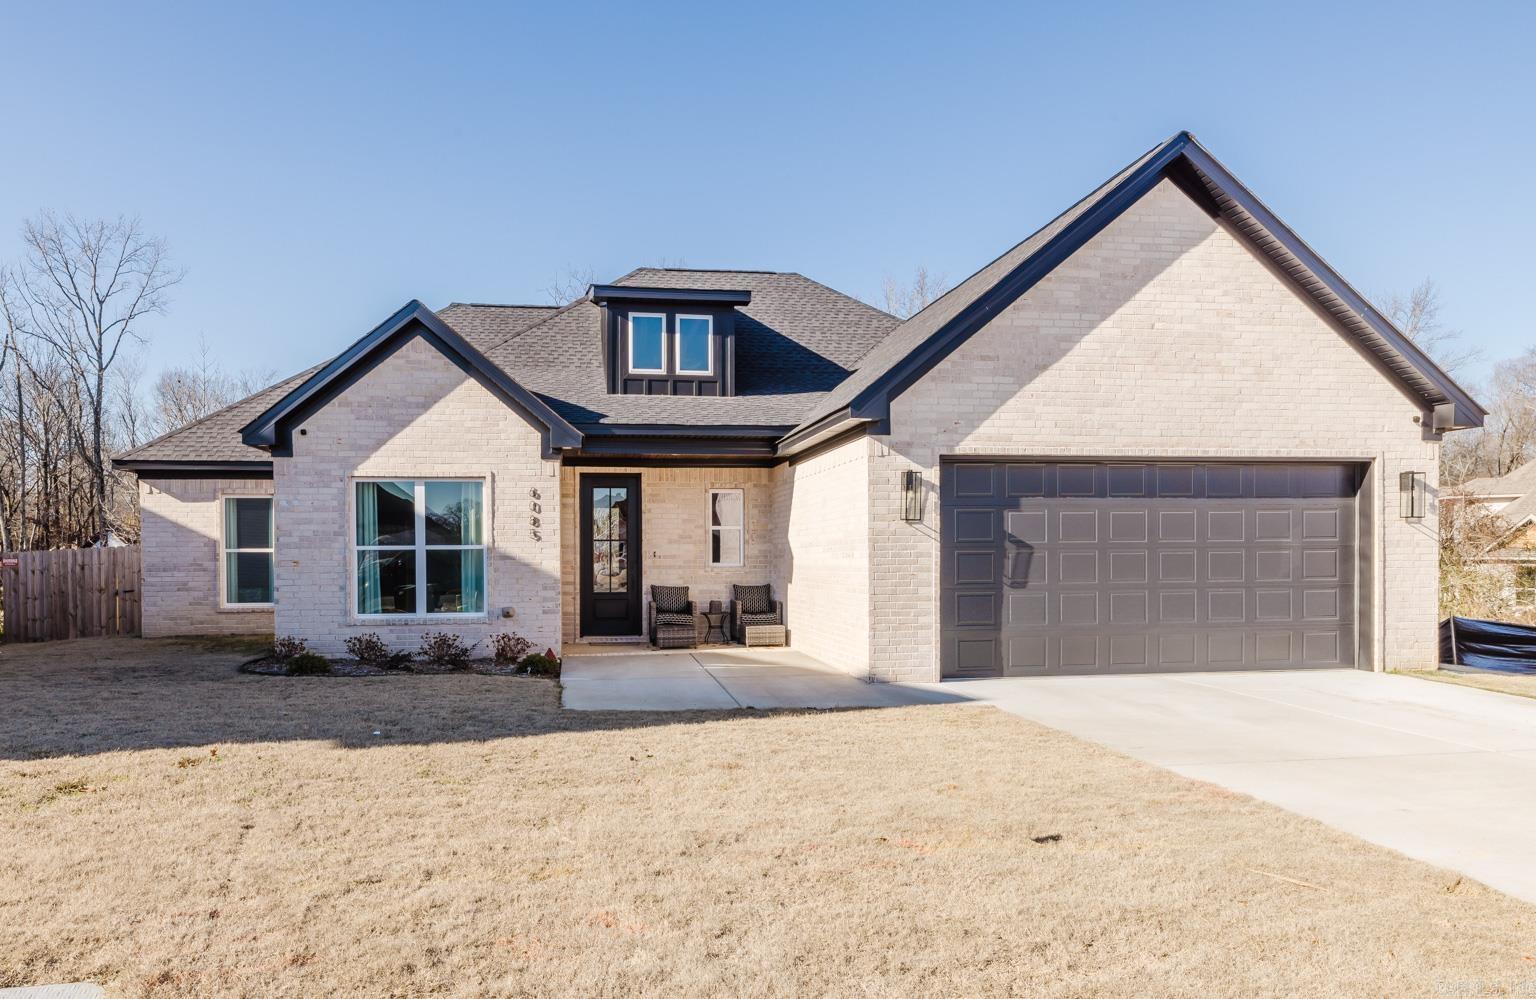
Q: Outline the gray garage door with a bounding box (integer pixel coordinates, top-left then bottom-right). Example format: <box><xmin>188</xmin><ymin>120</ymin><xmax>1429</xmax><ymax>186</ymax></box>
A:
<box><xmin>940</xmin><ymin>462</ymin><xmax>1361</xmax><ymax>677</ymax></box>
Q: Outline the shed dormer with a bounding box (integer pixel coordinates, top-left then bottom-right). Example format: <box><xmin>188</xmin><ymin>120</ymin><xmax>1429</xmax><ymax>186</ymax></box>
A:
<box><xmin>592</xmin><ymin>284</ymin><xmax>750</xmax><ymax>396</ymax></box>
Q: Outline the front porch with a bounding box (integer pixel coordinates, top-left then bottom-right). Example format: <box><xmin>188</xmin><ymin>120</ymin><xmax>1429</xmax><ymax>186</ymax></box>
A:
<box><xmin>560</xmin><ymin>645</ymin><xmax>961</xmax><ymax>710</ymax></box>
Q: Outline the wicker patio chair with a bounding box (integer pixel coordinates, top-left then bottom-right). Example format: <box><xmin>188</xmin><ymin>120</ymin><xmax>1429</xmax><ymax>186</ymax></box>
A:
<box><xmin>648</xmin><ymin>585</ymin><xmax>699</xmax><ymax>649</ymax></box>
<box><xmin>730</xmin><ymin>583</ymin><xmax>785</xmax><ymax>647</ymax></box>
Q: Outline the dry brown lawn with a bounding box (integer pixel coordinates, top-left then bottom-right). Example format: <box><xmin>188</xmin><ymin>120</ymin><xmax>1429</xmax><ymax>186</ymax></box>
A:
<box><xmin>3</xmin><ymin>639</ymin><xmax>1534</xmax><ymax>998</ymax></box>
<box><xmin>1403</xmin><ymin>667</ymin><xmax>1536</xmax><ymax>702</ymax></box>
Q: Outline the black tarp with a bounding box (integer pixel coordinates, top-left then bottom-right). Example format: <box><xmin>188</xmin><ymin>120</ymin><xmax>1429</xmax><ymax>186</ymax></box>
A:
<box><xmin>1440</xmin><ymin>616</ymin><xmax>1536</xmax><ymax>673</ymax></box>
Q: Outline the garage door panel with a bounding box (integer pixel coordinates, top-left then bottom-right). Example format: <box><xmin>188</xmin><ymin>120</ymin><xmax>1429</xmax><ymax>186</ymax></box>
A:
<box><xmin>941</xmin><ymin>461</ymin><xmax>1359</xmax><ymax>677</ymax></box>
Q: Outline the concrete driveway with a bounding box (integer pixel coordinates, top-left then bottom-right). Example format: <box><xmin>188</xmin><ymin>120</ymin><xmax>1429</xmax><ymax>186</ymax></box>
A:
<box><xmin>929</xmin><ymin>669</ymin><xmax>1536</xmax><ymax>904</ymax></box>
<box><xmin>561</xmin><ymin>647</ymin><xmax>962</xmax><ymax>711</ymax></box>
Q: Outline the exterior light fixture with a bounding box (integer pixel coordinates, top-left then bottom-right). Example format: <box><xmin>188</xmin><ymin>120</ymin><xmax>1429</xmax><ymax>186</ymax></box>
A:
<box><xmin>901</xmin><ymin>470</ymin><xmax>924</xmax><ymax>522</ymax></box>
<box><xmin>1400</xmin><ymin>471</ymin><xmax>1427</xmax><ymax>520</ymax></box>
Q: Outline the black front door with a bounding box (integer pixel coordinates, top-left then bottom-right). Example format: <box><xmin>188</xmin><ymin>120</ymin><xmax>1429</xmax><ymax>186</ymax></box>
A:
<box><xmin>579</xmin><ymin>474</ymin><xmax>642</xmax><ymax>636</ymax></box>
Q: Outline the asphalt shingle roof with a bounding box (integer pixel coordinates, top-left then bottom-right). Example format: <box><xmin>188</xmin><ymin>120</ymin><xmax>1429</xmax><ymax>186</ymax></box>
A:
<box><xmin>119</xmin><ymin>269</ymin><xmax>898</xmax><ymax>463</ymax></box>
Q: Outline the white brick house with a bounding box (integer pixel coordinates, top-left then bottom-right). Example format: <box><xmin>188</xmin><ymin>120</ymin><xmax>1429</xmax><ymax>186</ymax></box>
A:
<box><xmin>118</xmin><ymin>132</ymin><xmax>1482</xmax><ymax>679</ymax></box>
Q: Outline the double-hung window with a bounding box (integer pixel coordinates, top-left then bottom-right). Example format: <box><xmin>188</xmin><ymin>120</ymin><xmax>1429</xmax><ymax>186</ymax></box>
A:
<box><xmin>627</xmin><ymin>313</ymin><xmax>667</xmax><ymax>374</ymax></box>
<box><xmin>222</xmin><ymin>496</ymin><xmax>274</xmax><ymax>606</ymax></box>
<box><xmin>708</xmin><ymin>488</ymin><xmax>744</xmax><ymax>567</ymax></box>
<box><xmin>355</xmin><ymin>479</ymin><xmax>485</xmax><ymax>617</ymax></box>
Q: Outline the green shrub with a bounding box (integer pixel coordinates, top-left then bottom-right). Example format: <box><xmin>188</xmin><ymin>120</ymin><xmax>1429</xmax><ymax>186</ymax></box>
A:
<box><xmin>286</xmin><ymin>651</ymin><xmax>331</xmax><ymax>676</ymax></box>
<box><xmin>345</xmin><ymin>632</ymin><xmax>413</xmax><ymax>670</ymax></box>
<box><xmin>520</xmin><ymin>650</ymin><xmax>561</xmax><ymax>677</ymax></box>
<box><xmin>418</xmin><ymin>632</ymin><xmax>473</xmax><ymax>670</ymax></box>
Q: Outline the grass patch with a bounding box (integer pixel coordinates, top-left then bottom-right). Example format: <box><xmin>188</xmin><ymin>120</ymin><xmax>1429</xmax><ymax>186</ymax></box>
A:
<box><xmin>1400</xmin><ymin>668</ymin><xmax>1536</xmax><ymax>701</ymax></box>
<box><xmin>1</xmin><ymin>638</ymin><xmax>1533</xmax><ymax>996</ymax></box>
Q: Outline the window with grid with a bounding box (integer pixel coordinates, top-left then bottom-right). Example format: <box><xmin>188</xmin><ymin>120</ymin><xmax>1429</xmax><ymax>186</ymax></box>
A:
<box><xmin>708</xmin><ymin>488</ymin><xmax>744</xmax><ymax>567</ymax></box>
<box><xmin>222</xmin><ymin>497</ymin><xmax>274</xmax><ymax>606</ymax></box>
<box><xmin>355</xmin><ymin>480</ymin><xmax>485</xmax><ymax>616</ymax></box>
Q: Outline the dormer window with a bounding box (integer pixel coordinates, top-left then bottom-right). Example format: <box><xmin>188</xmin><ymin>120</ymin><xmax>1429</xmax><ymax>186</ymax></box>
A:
<box><xmin>627</xmin><ymin>314</ymin><xmax>667</xmax><ymax>374</ymax></box>
<box><xmin>675</xmin><ymin>315</ymin><xmax>713</xmax><ymax>375</ymax></box>
<box><xmin>592</xmin><ymin>284</ymin><xmax>750</xmax><ymax>397</ymax></box>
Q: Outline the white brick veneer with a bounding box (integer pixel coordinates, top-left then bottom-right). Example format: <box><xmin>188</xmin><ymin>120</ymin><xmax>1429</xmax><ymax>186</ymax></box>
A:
<box><xmin>139</xmin><ymin>476</ymin><xmax>276</xmax><ymax>637</ymax></box>
<box><xmin>771</xmin><ymin>434</ymin><xmax>871</xmax><ymax>675</ymax></box>
<box><xmin>558</xmin><ymin>465</ymin><xmax>776</xmax><ymax>644</ymax></box>
<box><xmin>272</xmin><ymin>336</ymin><xmax>562</xmax><ymax>656</ymax></box>
<box><xmin>866</xmin><ymin>178</ymin><xmax>1441</xmax><ymax>681</ymax></box>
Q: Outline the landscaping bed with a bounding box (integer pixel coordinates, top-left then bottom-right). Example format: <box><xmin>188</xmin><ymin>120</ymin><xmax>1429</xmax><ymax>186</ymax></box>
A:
<box><xmin>237</xmin><ymin>630</ymin><xmax>561</xmax><ymax>678</ymax></box>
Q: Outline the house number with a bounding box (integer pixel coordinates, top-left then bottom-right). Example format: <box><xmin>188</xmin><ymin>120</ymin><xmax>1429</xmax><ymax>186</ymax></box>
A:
<box><xmin>529</xmin><ymin>488</ymin><xmax>542</xmax><ymax>541</ymax></box>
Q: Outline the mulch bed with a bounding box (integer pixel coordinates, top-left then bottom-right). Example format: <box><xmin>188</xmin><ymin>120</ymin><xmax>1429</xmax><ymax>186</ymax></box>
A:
<box><xmin>240</xmin><ymin>657</ymin><xmax>540</xmax><ymax>678</ymax></box>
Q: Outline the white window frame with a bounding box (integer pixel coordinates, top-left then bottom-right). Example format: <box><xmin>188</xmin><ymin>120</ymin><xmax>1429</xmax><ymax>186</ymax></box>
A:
<box><xmin>674</xmin><ymin>313</ymin><xmax>714</xmax><ymax>375</ymax></box>
<box><xmin>627</xmin><ymin>312</ymin><xmax>668</xmax><ymax>374</ymax></box>
<box><xmin>220</xmin><ymin>494</ymin><xmax>275</xmax><ymax>609</ymax></box>
<box><xmin>353</xmin><ymin>477</ymin><xmax>488</xmax><ymax>620</ymax></box>
<box><xmin>707</xmin><ymin>488</ymin><xmax>745</xmax><ymax>568</ymax></box>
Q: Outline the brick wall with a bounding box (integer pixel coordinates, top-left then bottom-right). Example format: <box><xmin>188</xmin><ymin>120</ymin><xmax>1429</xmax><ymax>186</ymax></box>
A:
<box><xmin>770</xmin><ymin>434</ymin><xmax>871</xmax><ymax>675</ymax></box>
<box><xmin>273</xmin><ymin>336</ymin><xmax>562</xmax><ymax>656</ymax></box>
<box><xmin>559</xmin><ymin>464</ymin><xmax>776</xmax><ymax>644</ymax></box>
<box><xmin>868</xmin><ymin>178</ymin><xmax>1441</xmax><ymax>681</ymax></box>
<box><xmin>139</xmin><ymin>476</ymin><xmax>276</xmax><ymax>637</ymax></box>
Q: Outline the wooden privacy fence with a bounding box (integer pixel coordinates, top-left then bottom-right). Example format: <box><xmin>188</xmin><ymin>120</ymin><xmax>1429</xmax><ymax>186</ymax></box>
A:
<box><xmin>0</xmin><ymin>546</ymin><xmax>142</xmax><ymax>642</ymax></box>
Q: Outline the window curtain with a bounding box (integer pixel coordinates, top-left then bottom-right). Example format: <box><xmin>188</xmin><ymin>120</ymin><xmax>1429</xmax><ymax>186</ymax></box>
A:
<box><xmin>461</xmin><ymin>484</ymin><xmax>483</xmax><ymax>612</ymax></box>
<box><xmin>357</xmin><ymin>483</ymin><xmax>381</xmax><ymax>614</ymax></box>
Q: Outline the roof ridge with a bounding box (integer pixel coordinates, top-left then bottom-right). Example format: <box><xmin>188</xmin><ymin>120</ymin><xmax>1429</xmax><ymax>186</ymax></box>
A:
<box><xmin>444</xmin><ymin>302</ymin><xmax>559</xmax><ymax>311</ymax></box>
<box><xmin>116</xmin><ymin>364</ymin><xmax>324</xmax><ymax>461</ymax></box>
<box><xmin>626</xmin><ymin>266</ymin><xmax>783</xmax><ymax>275</ymax></box>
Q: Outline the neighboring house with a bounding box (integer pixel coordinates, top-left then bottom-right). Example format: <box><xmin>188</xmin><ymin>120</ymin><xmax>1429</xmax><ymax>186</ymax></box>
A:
<box><xmin>114</xmin><ymin>131</ymin><xmax>1485</xmax><ymax>680</ymax></box>
<box><xmin>1448</xmin><ymin>464</ymin><xmax>1536</xmax><ymax>606</ymax></box>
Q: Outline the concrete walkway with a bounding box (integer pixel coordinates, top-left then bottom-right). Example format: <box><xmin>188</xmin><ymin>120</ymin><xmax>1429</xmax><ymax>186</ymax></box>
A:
<box><xmin>921</xmin><ymin>669</ymin><xmax>1536</xmax><ymax>905</ymax></box>
<box><xmin>562</xmin><ymin>647</ymin><xmax>962</xmax><ymax>710</ymax></box>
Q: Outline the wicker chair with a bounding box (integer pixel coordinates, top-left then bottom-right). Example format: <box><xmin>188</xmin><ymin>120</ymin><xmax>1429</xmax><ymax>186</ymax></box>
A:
<box><xmin>730</xmin><ymin>583</ymin><xmax>784</xmax><ymax>646</ymax></box>
<box><xmin>648</xmin><ymin>585</ymin><xmax>698</xmax><ymax>649</ymax></box>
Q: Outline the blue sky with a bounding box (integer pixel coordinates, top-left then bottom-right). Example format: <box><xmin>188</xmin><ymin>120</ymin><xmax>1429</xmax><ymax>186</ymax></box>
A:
<box><xmin>2</xmin><ymin>1</ymin><xmax>1530</xmax><ymax>390</ymax></box>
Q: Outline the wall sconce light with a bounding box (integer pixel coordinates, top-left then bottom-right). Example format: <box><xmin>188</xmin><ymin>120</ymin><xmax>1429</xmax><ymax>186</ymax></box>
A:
<box><xmin>1400</xmin><ymin>471</ymin><xmax>1427</xmax><ymax>520</ymax></box>
<box><xmin>901</xmin><ymin>470</ymin><xmax>924</xmax><ymax>522</ymax></box>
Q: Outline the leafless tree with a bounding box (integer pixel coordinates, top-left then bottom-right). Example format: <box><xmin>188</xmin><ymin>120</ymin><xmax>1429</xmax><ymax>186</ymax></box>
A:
<box><xmin>151</xmin><ymin>335</ymin><xmax>272</xmax><ymax>435</ymax></box>
<box><xmin>881</xmin><ymin>266</ymin><xmax>949</xmax><ymax>320</ymax></box>
<box><xmin>1383</xmin><ymin>279</ymin><xmax>1479</xmax><ymax>375</ymax></box>
<box><xmin>543</xmin><ymin>265</ymin><xmax>596</xmax><ymax>306</ymax></box>
<box><xmin>14</xmin><ymin>213</ymin><xmax>182</xmax><ymax>541</ymax></box>
<box><xmin>1441</xmin><ymin>346</ymin><xmax>1536</xmax><ymax>485</ymax></box>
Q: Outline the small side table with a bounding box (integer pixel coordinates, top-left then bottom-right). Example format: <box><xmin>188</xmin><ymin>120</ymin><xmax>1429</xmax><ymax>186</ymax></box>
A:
<box><xmin>702</xmin><ymin>609</ymin><xmax>727</xmax><ymax>644</ymax></box>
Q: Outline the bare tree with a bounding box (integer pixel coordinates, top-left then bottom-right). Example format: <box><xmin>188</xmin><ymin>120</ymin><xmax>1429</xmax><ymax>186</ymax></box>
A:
<box><xmin>151</xmin><ymin>335</ymin><xmax>272</xmax><ymax>435</ymax></box>
<box><xmin>1442</xmin><ymin>345</ymin><xmax>1536</xmax><ymax>485</ymax></box>
<box><xmin>1383</xmin><ymin>279</ymin><xmax>1479</xmax><ymax>375</ymax></box>
<box><xmin>14</xmin><ymin>213</ymin><xmax>182</xmax><ymax>541</ymax></box>
<box><xmin>881</xmin><ymin>266</ymin><xmax>949</xmax><ymax>320</ymax></box>
<box><xmin>543</xmin><ymin>265</ymin><xmax>596</xmax><ymax>306</ymax></box>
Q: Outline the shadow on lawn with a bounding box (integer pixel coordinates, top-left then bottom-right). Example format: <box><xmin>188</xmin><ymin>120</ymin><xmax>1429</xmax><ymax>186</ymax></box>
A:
<box><xmin>0</xmin><ymin>637</ymin><xmax>961</xmax><ymax>759</ymax></box>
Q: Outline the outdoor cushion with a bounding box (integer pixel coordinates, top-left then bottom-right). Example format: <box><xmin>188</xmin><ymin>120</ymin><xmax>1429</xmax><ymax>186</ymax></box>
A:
<box><xmin>653</xmin><ymin>611</ymin><xmax>695</xmax><ymax>627</ymax></box>
<box><xmin>740</xmin><ymin>611</ymin><xmax>781</xmax><ymax>627</ymax></box>
<box><xmin>734</xmin><ymin>584</ymin><xmax>772</xmax><ymax>615</ymax></box>
<box><xmin>651</xmin><ymin>585</ymin><xmax>691</xmax><ymax>613</ymax></box>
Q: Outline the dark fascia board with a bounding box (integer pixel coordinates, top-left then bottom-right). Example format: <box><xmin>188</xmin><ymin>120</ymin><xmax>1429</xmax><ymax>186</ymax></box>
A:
<box><xmin>572</xmin><ymin>434</ymin><xmax>780</xmax><ymax>458</ymax></box>
<box><xmin>833</xmin><ymin>131</ymin><xmax>1485</xmax><ymax>432</ymax></box>
<box><xmin>576</xmin><ymin>422</ymin><xmax>791</xmax><ymax>438</ymax></box>
<box><xmin>1177</xmin><ymin>141</ymin><xmax>1486</xmax><ymax>429</ymax></box>
<box><xmin>113</xmin><ymin>459</ymin><xmax>275</xmax><ymax>479</ymax></box>
<box><xmin>239</xmin><ymin>300</ymin><xmax>583</xmax><ymax>456</ymax></box>
<box><xmin>588</xmin><ymin>285</ymin><xmax>752</xmax><ymax>306</ymax></box>
<box><xmin>775</xmin><ymin>407</ymin><xmax>874</xmax><ymax>457</ymax></box>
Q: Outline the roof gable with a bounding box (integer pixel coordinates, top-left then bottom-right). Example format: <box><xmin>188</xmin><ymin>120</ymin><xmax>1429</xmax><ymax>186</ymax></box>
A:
<box><xmin>782</xmin><ymin>132</ymin><xmax>1486</xmax><ymax>450</ymax></box>
<box><xmin>240</xmin><ymin>300</ymin><xmax>582</xmax><ymax>456</ymax></box>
